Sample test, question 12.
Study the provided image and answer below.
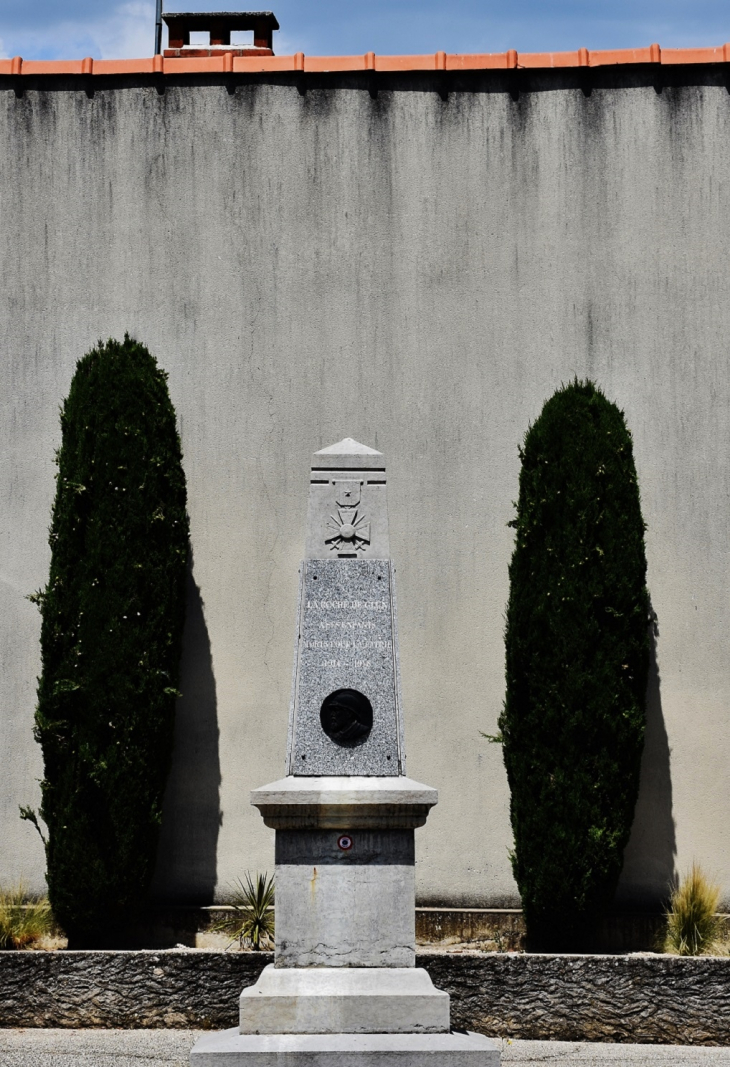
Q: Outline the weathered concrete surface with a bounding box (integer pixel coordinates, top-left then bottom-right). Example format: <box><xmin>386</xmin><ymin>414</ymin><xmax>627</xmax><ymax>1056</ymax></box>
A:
<box><xmin>274</xmin><ymin>828</ymin><xmax>416</xmax><ymax>967</ymax></box>
<box><xmin>0</xmin><ymin>1029</ymin><xmax>201</xmax><ymax>1067</ymax></box>
<box><xmin>1</xmin><ymin>950</ymin><xmax>729</xmax><ymax>1043</ymax></box>
<box><xmin>503</xmin><ymin>1042</ymin><xmax>730</xmax><ymax>1064</ymax></box>
<box><xmin>2</xmin><ymin>68</ymin><xmax>730</xmax><ymax>907</ymax></box>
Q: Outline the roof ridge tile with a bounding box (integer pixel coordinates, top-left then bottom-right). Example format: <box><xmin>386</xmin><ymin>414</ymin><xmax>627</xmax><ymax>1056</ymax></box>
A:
<box><xmin>2</xmin><ymin>44</ymin><xmax>729</xmax><ymax>77</ymax></box>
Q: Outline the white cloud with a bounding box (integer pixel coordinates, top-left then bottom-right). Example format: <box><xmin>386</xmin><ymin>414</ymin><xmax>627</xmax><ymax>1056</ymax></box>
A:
<box><xmin>8</xmin><ymin>1</ymin><xmax>156</xmax><ymax>61</ymax></box>
<box><xmin>91</xmin><ymin>2</ymin><xmax>156</xmax><ymax>60</ymax></box>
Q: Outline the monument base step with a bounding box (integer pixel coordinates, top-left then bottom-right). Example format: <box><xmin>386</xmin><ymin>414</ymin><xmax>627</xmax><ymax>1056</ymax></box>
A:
<box><xmin>239</xmin><ymin>964</ymin><xmax>449</xmax><ymax>1034</ymax></box>
<box><xmin>190</xmin><ymin>1028</ymin><xmax>500</xmax><ymax>1065</ymax></box>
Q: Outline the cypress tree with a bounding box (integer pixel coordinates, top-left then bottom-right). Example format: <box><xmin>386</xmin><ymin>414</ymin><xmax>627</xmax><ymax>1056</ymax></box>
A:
<box><xmin>30</xmin><ymin>336</ymin><xmax>188</xmax><ymax>946</ymax></box>
<box><xmin>500</xmin><ymin>380</ymin><xmax>650</xmax><ymax>950</ymax></box>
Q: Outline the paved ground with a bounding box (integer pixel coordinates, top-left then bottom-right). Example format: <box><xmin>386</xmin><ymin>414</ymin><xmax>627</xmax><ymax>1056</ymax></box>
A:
<box><xmin>502</xmin><ymin>1041</ymin><xmax>730</xmax><ymax>1064</ymax></box>
<box><xmin>1</xmin><ymin>1032</ymin><xmax>730</xmax><ymax>1066</ymax></box>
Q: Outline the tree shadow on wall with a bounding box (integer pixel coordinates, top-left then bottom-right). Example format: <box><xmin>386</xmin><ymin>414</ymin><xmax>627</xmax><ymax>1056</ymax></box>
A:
<box><xmin>150</xmin><ymin>548</ymin><xmax>221</xmax><ymax>904</ymax></box>
<box><xmin>616</xmin><ymin>605</ymin><xmax>677</xmax><ymax>909</ymax></box>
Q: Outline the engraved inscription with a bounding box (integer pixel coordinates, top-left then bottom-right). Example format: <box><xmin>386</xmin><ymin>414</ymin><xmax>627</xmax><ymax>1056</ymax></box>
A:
<box><xmin>306</xmin><ymin>599</ymin><xmax>387</xmax><ymax>611</ymax></box>
<box><xmin>321</xmin><ymin>659</ymin><xmax>372</xmax><ymax>669</ymax></box>
<box><xmin>290</xmin><ymin>558</ymin><xmax>401</xmax><ymax>775</ymax></box>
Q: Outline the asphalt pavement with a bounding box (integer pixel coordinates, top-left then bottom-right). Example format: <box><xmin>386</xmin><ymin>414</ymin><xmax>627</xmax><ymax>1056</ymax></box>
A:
<box><xmin>1</xmin><ymin>1032</ymin><xmax>730</xmax><ymax>1066</ymax></box>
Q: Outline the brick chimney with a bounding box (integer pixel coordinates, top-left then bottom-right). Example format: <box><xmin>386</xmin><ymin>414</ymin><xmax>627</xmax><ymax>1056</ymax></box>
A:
<box><xmin>162</xmin><ymin>11</ymin><xmax>279</xmax><ymax>57</ymax></box>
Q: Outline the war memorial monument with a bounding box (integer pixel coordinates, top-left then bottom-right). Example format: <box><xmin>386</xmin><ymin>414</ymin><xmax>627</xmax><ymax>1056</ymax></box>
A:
<box><xmin>191</xmin><ymin>438</ymin><xmax>499</xmax><ymax>1063</ymax></box>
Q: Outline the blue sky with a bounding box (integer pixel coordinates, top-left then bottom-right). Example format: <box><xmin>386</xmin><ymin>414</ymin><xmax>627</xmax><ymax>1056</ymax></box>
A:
<box><xmin>0</xmin><ymin>1</ymin><xmax>728</xmax><ymax>62</ymax></box>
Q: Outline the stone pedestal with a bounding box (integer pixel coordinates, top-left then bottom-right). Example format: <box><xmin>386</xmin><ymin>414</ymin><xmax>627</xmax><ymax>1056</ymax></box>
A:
<box><xmin>242</xmin><ymin>777</ymin><xmax>445</xmax><ymax>1035</ymax></box>
<box><xmin>191</xmin><ymin>774</ymin><xmax>499</xmax><ymax>1064</ymax></box>
<box><xmin>253</xmin><ymin>776</ymin><xmax>435</xmax><ymax>969</ymax></box>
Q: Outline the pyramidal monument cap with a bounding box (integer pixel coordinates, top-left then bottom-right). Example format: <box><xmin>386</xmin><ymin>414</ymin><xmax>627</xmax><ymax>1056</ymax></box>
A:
<box><xmin>315</xmin><ymin>436</ymin><xmax>381</xmax><ymax>454</ymax></box>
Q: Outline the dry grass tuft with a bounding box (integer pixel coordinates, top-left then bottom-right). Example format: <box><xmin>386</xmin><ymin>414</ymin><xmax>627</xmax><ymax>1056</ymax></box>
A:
<box><xmin>663</xmin><ymin>864</ymin><xmax>727</xmax><ymax>956</ymax></box>
<box><xmin>0</xmin><ymin>884</ymin><xmax>53</xmax><ymax>949</ymax></box>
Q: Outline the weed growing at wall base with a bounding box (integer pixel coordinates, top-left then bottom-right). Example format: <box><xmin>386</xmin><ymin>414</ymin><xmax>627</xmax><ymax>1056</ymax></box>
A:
<box><xmin>664</xmin><ymin>864</ymin><xmax>726</xmax><ymax>956</ymax></box>
<box><xmin>0</xmin><ymin>885</ymin><xmax>53</xmax><ymax>949</ymax></box>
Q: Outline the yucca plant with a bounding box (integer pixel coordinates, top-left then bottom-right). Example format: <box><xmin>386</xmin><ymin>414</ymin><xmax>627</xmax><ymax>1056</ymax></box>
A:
<box><xmin>213</xmin><ymin>872</ymin><xmax>275</xmax><ymax>950</ymax></box>
<box><xmin>664</xmin><ymin>864</ymin><xmax>725</xmax><ymax>956</ymax></box>
<box><xmin>0</xmin><ymin>885</ymin><xmax>53</xmax><ymax>949</ymax></box>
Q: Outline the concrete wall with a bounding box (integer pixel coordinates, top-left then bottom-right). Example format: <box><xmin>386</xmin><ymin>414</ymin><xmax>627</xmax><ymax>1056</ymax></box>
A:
<box><xmin>1</xmin><ymin>66</ymin><xmax>729</xmax><ymax>907</ymax></box>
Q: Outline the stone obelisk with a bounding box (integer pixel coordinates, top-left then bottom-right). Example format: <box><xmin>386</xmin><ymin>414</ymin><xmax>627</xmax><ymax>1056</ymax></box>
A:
<box><xmin>191</xmin><ymin>438</ymin><xmax>499</xmax><ymax>1065</ymax></box>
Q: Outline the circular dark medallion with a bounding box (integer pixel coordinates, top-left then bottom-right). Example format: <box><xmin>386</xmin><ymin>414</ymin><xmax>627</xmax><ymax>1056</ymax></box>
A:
<box><xmin>320</xmin><ymin>688</ymin><xmax>373</xmax><ymax>747</ymax></box>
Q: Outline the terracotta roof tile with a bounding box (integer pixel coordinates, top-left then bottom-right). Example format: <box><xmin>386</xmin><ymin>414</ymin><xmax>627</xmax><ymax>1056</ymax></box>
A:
<box><xmin>1</xmin><ymin>45</ymin><xmax>729</xmax><ymax>77</ymax></box>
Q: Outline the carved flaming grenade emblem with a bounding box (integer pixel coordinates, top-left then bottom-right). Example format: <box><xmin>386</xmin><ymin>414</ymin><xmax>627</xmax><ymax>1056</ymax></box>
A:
<box><xmin>325</xmin><ymin>509</ymin><xmax>371</xmax><ymax>554</ymax></box>
<box><xmin>324</xmin><ymin>479</ymin><xmax>371</xmax><ymax>554</ymax></box>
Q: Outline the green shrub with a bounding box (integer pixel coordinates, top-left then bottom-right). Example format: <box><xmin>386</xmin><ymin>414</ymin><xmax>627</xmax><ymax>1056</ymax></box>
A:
<box><xmin>29</xmin><ymin>335</ymin><xmax>188</xmax><ymax>946</ymax></box>
<box><xmin>500</xmin><ymin>379</ymin><xmax>650</xmax><ymax>950</ymax></box>
<box><xmin>0</xmin><ymin>885</ymin><xmax>53</xmax><ymax>949</ymax></box>
<box><xmin>664</xmin><ymin>864</ymin><xmax>726</xmax><ymax>956</ymax></box>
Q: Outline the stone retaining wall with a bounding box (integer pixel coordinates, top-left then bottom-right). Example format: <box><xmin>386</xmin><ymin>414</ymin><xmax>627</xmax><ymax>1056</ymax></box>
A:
<box><xmin>0</xmin><ymin>951</ymin><xmax>728</xmax><ymax>1043</ymax></box>
<box><xmin>0</xmin><ymin>951</ymin><xmax>267</xmax><ymax>1030</ymax></box>
<box><xmin>420</xmin><ymin>953</ymin><xmax>730</xmax><ymax>1045</ymax></box>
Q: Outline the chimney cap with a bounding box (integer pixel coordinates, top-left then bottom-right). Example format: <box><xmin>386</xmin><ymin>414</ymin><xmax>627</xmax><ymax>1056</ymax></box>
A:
<box><xmin>162</xmin><ymin>11</ymin><xmax>280</xmax><ymax>31</ymax></box>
